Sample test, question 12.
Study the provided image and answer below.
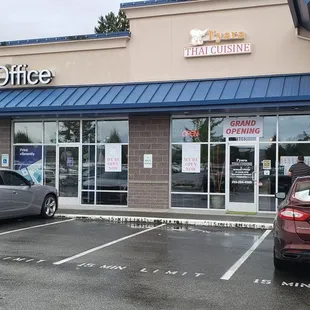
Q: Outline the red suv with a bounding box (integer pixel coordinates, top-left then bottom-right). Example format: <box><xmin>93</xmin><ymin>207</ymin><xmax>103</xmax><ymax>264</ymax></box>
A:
<box><xmin>274</xmin><ymin>176</ymin><xmax>310</xmax><ymax>270</ymax></box>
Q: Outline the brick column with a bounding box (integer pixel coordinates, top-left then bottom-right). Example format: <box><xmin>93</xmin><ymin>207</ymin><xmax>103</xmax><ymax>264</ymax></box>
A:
<box><xmin>0</xmin><ymin>119</ymin><xmax>11</xmax><ymax>167</ymax></box>
<box><xmin>128</xmin><ymin>115</ymin><xmax>170</xmax><ymax>209</ymax></box>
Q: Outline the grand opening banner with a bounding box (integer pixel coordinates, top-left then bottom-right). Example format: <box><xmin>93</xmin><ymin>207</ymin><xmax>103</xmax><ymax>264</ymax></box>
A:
<box><xmin>14</xmin><ymin>146</ymin><xmax>43</xmax><ymax>184</ymax></box>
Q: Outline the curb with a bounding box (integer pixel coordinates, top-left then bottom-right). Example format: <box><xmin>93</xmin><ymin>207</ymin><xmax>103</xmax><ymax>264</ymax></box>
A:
<box><xmin>55</xmin><ymin>213</ymin><xmax>274</xmax><ymax>230</ymax></box>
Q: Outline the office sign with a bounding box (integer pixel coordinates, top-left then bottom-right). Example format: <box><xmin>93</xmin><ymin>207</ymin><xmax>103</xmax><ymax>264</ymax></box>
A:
<box><xmin>0</xmin><ymin>64</ymin><xmax>54</xmax><ymax>86</ymax></box>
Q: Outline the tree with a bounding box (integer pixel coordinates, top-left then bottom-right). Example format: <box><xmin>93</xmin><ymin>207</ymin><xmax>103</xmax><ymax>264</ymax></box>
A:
<box><xmin>94</xmin><ymin>10</ymin><xmax>129</xmax><ymax>34</ymax></box>
<box><xmin>106</xmin><ymin>128</ymin><xmax>121</xmax><ymax>143</ymax></box>
<box><xmin>14</xmin><ymin>131</ymin><xmax>32</xmax><ymax>143</ymax></box>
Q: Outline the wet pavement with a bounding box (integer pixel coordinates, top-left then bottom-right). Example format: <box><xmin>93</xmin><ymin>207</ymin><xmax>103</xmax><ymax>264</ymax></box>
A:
<box><xmin>0</xmin><ymin>217</ymin><xmax>309</xmax><ymax>309</ymax></box>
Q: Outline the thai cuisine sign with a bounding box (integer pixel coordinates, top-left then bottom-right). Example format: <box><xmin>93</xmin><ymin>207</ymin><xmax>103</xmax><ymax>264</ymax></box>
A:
<box><xmin>223</xmin><ymin>117</ymin><xmax>263</xmax><ymax>138</ymax></box>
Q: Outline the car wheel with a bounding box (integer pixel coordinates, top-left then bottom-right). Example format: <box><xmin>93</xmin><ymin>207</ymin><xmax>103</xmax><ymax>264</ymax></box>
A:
<box><xmin>273</xmin><ymin>247</ymin><xmax>286</xmax><ymax>270</ymax></box>
<box><xmin>41</xmin><ymin>194</ymin><xmax>57</xmax><ymax>219</ymax></box>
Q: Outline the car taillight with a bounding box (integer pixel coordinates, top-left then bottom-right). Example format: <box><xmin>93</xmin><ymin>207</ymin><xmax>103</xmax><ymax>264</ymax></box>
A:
<box><xmin>279</xmin><ymin>208</ymin><xmax>310</xmax><ymax>221</ymax></box>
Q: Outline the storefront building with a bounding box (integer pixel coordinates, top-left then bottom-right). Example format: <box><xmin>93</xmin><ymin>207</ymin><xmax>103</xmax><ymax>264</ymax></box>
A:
<box><xmin>0</xmin><ymin>0</ymin><xmax>310</xmax><ymax>213</ymax></box>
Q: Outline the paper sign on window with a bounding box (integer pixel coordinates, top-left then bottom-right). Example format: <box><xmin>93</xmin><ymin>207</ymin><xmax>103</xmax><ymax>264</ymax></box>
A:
<box><xmin>105</xmin><ymin>144</ymin><xmax>122</xmax><ymax>172</ymax></box>
<box><xmin>182</xmin><ymin>144</ymin><xmax>201</xmax><ymax>173</ymax></box>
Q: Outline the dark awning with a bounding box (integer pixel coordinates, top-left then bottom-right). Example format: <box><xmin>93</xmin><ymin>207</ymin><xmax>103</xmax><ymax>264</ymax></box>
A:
<box><xmin>0</xmin><ymin>73</ymin><xmax>310</xmax><ymax>117</ymax></box>
<box><xmin>288</xmin><ymin>0</ymin><xmax>310</xmax><ymax>31</ymax></box>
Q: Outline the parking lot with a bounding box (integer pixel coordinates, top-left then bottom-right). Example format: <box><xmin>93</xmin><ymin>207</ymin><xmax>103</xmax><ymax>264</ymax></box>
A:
<box><xmin>0</xmin><ymin>217</ymin><xmax>309</xmax><ymax>310</ymax></box>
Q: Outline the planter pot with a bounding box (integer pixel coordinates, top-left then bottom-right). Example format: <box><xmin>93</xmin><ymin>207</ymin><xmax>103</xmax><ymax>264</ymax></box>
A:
<box><xmin>210</xmin><ymin>195</ymin><xmax>225</xmax><ymax>209</ymax></box>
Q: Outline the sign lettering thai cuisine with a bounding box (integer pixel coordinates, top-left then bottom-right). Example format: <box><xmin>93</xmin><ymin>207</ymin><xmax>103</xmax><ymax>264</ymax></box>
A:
<box><xmin>184</xmin><ymin>28</ymin><xmax>251</xmax><ymax>58</ymax></box>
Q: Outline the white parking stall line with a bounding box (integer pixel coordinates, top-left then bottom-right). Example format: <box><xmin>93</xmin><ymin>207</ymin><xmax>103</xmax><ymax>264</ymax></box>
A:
<box><xmin>220</xmin><ymin>229</ymin><xmax>272</xmax><ymax>281</ymax></box>
<box><xmin>0</xmin><ymin>218</ymin><xmax>75</xmax><ymax>236</ymax></box>
<box><xmin>54</xmin><ymin>223</ymin><xmax>166</xmax><ymax>265</ymax></box>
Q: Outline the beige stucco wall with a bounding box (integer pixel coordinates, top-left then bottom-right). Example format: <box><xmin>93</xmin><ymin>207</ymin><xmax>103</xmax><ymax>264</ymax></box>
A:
<box><xmin>0</xmin><ymin>0</ymin><xmax>309</xmax><ymax>87</ymax></box>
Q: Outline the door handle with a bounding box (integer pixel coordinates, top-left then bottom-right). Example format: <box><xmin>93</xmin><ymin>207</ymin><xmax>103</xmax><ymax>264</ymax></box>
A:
<box><xmin>251</xmin><ymin>171</ymin><xmax>256</xmax><ymax>181</ymax></box>
<box><xmin>12</xmin><ymin>191</ymin><xmax>17</xmax><ymax>195</ymax></box>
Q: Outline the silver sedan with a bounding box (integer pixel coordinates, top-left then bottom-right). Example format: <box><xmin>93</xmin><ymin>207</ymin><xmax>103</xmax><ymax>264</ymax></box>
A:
<box><xmin>0</xmin><ymin>168</ymin><xmax>58</xmax><ymax>220</ymax></box>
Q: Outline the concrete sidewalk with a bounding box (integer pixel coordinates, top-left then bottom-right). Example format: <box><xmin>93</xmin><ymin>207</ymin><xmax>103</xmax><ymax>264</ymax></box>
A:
<box><xmin>56</xmin><ymin>206</ymin><xmax>275</xmax><ymax>230</ymax></box>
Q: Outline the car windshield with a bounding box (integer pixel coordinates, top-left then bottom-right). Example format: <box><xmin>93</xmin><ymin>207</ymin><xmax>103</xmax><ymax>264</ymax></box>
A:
<box><xmin>292</xmin><ymin>181</ymin><xmax>310</xmax><ymax>202</ymax></box>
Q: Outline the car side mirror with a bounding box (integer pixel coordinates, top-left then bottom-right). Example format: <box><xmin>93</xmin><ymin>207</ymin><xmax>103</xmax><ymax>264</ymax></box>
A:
<box><xmin>275</xmin><ymin>192</ymin><xmax>286</xmax><ymax>199</ymax></box>
<box><xmin>28</xmin><ymin>180</ymin><xmax>34</xmax><ymax>186</ymax></box>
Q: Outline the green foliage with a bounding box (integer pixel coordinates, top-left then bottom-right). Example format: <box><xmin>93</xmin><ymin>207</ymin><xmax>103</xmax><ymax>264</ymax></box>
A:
<box><xmin>94</xmin><ymin>10</ymin><xmax>129</xmax><ymax>34</ymax></box>
<box><xmin>14</xmin><ymin>131</ymin><xmax>32</xmax><ymax>143</ymax></box>
<box><xmin>106</xmin><ymin>128</ymin><xmax>122</xmax><ymax>143</ymax></box>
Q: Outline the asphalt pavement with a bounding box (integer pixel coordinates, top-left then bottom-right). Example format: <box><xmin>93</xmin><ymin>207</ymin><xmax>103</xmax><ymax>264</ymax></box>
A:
<box><xmin>0</xmin><ymin>216</ymin><xmax>308</xmax><ymax>310</ymax></box>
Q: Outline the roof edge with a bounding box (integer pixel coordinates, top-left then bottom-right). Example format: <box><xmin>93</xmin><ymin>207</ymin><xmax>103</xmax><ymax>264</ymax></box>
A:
<box><xmin>120</xmin><ymin>0</ymin><xmax>193</xmax><ymax>9</ymax></box>
<box><xmin>1</xmin><ymin>71</ymin><xmax>309</xmax><ymax>91</ymax></box>
<box><xmin>0</xmin><ymin>32</ymin><xmax>131</xmax><ymax>48</ymax></box>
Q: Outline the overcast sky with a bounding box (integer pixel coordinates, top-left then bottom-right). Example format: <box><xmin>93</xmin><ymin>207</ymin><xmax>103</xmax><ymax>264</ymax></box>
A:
<box><xmin>1</xmin><ymin>0</ymin><xmax>133</xmax><ymax>41</ymax></box>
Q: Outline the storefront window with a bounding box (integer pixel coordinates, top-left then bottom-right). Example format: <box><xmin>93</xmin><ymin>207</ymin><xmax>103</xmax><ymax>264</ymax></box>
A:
<box><xmin>83</xmin><ymin>120</ymin><xmax>96</xmax><ymax>143</ymax></box>
<box><xmin>210</xmin><ymin>118</ymin><xmax>225</xmax><ymax>142</ymax></box>
<box><xmin>13</xmin><ymin>119</ymin><xmax>128</xmax><ymax>207</ymax></box>
<box><xmin>261</xmin><ymin>116</ymin><xmax>277</xmax><ymax>142</ymax></box>
<box><xmin>171</xmin><ymin>144</ymin><xmax>208</xmax><ymax>193</ymax></box>
<box><xmin>44</xmin><ymin>146</ymin><xmax>56</xmax><ymax>187</ymax></box>
<box><xmin>278</xmin><ymin>143</ymin><xmax>310</xmax><ymax>193</ymax></box>
<box><xmin>58</xmin><ymin>121</ymin><xmax>80</xmax><ymax>143</ymax></box>
<box><xmin>44</xmin><ymin>122</ymin><xmax>57</xmax><ymax>144</ymax></box>
<box><xmin>210</xmin><ymin>144</ymin><xmax>225</xmax><ymax>193</ymax></box>
<box><xmin>14</xmin><ymin>122</ymin><xmax>42</xmax><ymax>144</ymax></box>
<box><xmin>172</xmin><ymin>118</ymin><xmax>209</xmax><ymax>143</ymax></box>
<box><xmin>82</xmin><ymin>145</ymin><xmax>95</xmax><ymax>190</ymax></box>
<box><xmin>97</xmin><ymin>120</ymin><xmax>128</xmax><ymax>143</ymax></box>
<box><xmin>259</xmin><ymin>143</ymin><xmax>276</xmax><ymax>195</ymax></box>
<box><xmin>96</xmin><ymin>144</ymin><xmax>128</xmax><ymax>205</ymax></box>
<box><xmin>279</xmin><ymin>115</ymin><xmax>310</xmax><ymax>141</ymax></box>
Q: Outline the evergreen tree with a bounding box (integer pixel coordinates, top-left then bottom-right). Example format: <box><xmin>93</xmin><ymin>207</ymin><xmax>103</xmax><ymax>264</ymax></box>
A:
<box><xmin>94</xmin><ymin>10</ymin><xmax>129</xmax><ymax>34</ymax></box>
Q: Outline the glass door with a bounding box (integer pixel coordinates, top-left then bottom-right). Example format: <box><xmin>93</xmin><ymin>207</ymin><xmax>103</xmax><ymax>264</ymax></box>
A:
<box><xmin>227</xmin><ymin>143</ymin><xmax>258</xmax><ymax>213</ymax></box>
<box><xmin>58</xmin><ymin>145</ymin><xmax>80</xmax><ymax>205</ymax></box>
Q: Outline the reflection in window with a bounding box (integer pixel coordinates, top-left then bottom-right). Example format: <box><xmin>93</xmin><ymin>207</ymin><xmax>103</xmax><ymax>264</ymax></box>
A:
<box><xmin>82</xmin><ymin>192</ymin><xmax>94</xmax><ymax>205</ymax></box>
<box><xmin>96</xmin><ymin>192</ymin><xmax>127</xmax><ymax>205</ymax></box>
<box><xmin>277</xmin><ymin>143</ymin><xmax>310</xmax><ymax>193</ymax></box>
<box><xmin>210</xmin><ymin>118</ymin><xmax>225</xmax><ymax>142</ymax></box>
<box><xmin>259</xmin><ymin>143</ymin><xmax>276</xmax><ymax>194</ymax></box>
<box><xmin>172</xmin><ymin>118</ymin><xmax>208</xmax><ymax>143</ymax></box>
<box><xmin>279</xmin><ymin>115</ymin><xmax>310</xmax><ymax>141</ymax></box>
<box><xmin>96</xmin><ymin>145</ymin><xmax>128</xmax><ymax>191</ymax></box>
<box><xmin>261</xmin><ymin>116</ymin><xmax>276</xmax><ymax>142</ymax></box>
<box><xmin>97</xmin><ymin>120</ymin><xmax>128</xmax><ymax>143</ymax></box>
<box><xmin>210</xmin><ymin>144</ymin><xmax>225</xmax><ymax>193</ymax></box>
<box><xmin>171</xmin><ymin>194</ymin><xmax>208</xmax><ymax>208</ymax></box>
<box><xmin>44</xmin><ymin>146</ymin><xmax>56</xmax><ymax>187</ymax></box>
<box><xmin>44</xmin><ymin>122</ymin><xmax>57</xmax><ymax>144</ymax></box>
<box><xmin>14</xmin><ymin>122</ymin><xmax>42</xmax><ymax>143</ymax></box>
<box><xmin>58</xmin><ymin>121</ymin><xmax>80</xmax><ymax>143</ymax></box>
<box><xmin>83</xmin><ymin>120</ymin><xmax>96</xmax><ymax>143</ymax></box>
<box><xmin>171</xmin><ymin>144</ymin><xmax>208</xmax><ymax>193</ymax></box>
<box><xmin>259</xmin><ymin>196</ymin><xmax>276</xmax><ymax>212</ymax></box>
<box><xmin>82</xmin><ymin>145</ymin><xmax>95</xmax><ymax>190</ymax></box>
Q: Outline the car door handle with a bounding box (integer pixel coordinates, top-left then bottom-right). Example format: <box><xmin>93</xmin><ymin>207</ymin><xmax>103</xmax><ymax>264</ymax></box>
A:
<box><xmin>12</xmin><ymin>191</ymin><xmax>17</xmax><ymax>195</ymax></box>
